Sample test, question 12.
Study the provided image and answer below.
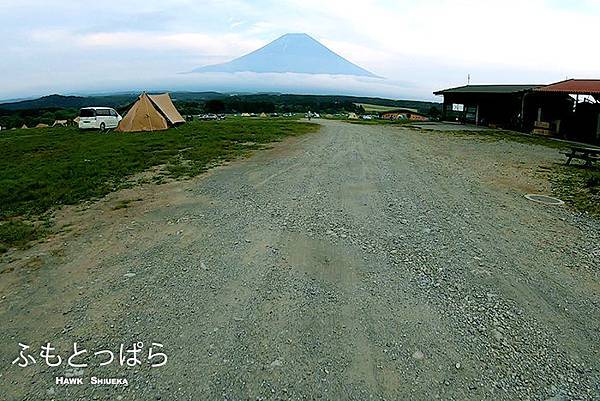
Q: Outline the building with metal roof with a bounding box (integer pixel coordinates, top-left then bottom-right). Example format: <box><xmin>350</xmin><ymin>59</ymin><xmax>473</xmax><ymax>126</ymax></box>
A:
<box><xmin>536</xmin><ymin>79</ymin><xmax>600</xmax><ymax>96</ymax></box>
<box><xmin>433</xmin><ymin>84</ymin><xmax>542</xmax><ymax>95</ymax></box>
<box><xmin>434</xmin><ymin>80</ymin><xmax>600</xmax><ymax>144</ymax></box>
<box><xmin>434</xmin><ymin>83</ymin><xmax>569</xmax><ymax>132</ymax></box>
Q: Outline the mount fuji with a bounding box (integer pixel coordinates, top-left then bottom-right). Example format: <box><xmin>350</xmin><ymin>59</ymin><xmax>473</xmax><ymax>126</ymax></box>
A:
<box><xmin>191</xmin><ymin>33</ymin><xmax>378</xmax><ymax>78</ymax></box>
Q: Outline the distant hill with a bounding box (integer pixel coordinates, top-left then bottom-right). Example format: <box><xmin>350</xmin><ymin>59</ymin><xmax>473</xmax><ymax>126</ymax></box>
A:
<box><xmin>231</xmin><ymin>94</ymin><xmax>440</xmax><ymax>115</ymax></box>
<box><xmin>0</xmin><ymin>94</ymin><xmax>135</xmax><ymax>111</ymax></box>
<box><xmin>0</xmin><ymin>92</ymin><xmax>225</xmax><ymax>111</ymax></box>
<box><xmin>0</xmin><ymin>93</ymin><xmax>439</xmax><ymax>113</ymax></box>
<box><xmin>192</xmin><ymin>33</ymin><xmax>378</xmax><ymax>78</ymax></box>
<box><xmin>0</xmin><ymin>92</ymin><xmax>440</xmax><ymax>126</ymax></box>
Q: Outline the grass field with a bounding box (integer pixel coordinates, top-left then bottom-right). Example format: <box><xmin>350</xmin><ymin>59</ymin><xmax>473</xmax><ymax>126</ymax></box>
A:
<box><xmin>356</xmin><ymin>103</ymin><xmax>413</xmax><ymax>113</ymax></box>
<box><xmin>0</xmin><ymin>118</ymin><xmax>318</xmax><ymax>251</ymax></box>
<box><xmin>552</xmin><ymin>165</ymin><xmax>600</xmax><ymax>216</ymax></box>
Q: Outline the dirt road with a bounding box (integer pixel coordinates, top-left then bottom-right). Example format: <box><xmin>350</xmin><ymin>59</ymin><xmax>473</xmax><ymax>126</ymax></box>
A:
<box><xmin>1</xmin><ymin>120</ymin><xmax>599</xmax><ymax>400</ymax></box>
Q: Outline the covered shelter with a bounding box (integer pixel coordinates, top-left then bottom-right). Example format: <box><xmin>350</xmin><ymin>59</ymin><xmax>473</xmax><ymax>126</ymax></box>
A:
<box><xmin>117</xmin><ymin>92</ymin><xmax>185</xmax><ymax>133</ymax></box>
<box><xmin>434</xmin><ymin>84</ymin><xmax>573</xmax><ymax>134</ymax></box>
<box><xmin>535</xmin><ymin>79</ymin><xmax>600</xmax><ymax>144</ymax></box>
<box><xmin>435</xmin><ymin>85</ymin><xmax>539</xmax><ymax>129</ymax></box>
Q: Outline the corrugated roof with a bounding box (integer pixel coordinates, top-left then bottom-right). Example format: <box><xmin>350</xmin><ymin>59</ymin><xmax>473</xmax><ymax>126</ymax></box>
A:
<box><xmin>536</xmin><ymin>79</ymin><xmax>600</xmax><ymax>95</ymax></box>
<box><xmin>434</xmin><ymin>84</ymin><xmax>542</xmax><ymax>95</ymax></box>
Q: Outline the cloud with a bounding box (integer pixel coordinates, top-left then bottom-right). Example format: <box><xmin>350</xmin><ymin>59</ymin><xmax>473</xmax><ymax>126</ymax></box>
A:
<box><xmin>279</xmin><ymin>0</ymin><xmax>600</xmax><ymax>74</ymax></box>
<box><xmin>1</xmin><ymin>0</ymin><xmax>599</xmax><ymax>100</ymax></box>
<box><xmin>76</xmin><ymin>32</ymin><xmax>262</xmax><ymax>58</ymax></box>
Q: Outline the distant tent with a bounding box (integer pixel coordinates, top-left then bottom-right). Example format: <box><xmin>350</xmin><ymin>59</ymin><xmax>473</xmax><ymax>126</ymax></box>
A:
<box><xmin>73</xmin><ymin>117</ymin><xmax>80</xmax><ymax>124</ymax></box>
<box><xmin>117</xmin><ymin>92</ymin><xmax>185</xmax><ymax>132</ymax></box>
<box><xmin>241</xmin><ymin>113</ymin><xmax>251</xmax><ymax>117</ymax></box>
<box><xmin>52</xmin><ymin>120</ymin><xmax>68</xmax><ymax>127</ymax></box>
<box><xmin>21</xmin><ymin>124</ymin><xmax>29</xmax><ymax>129</ymax></box>
<box><xmin>259</xmin><ymin>112</ymin><xmax>268</xmax><ymax>118</ymax></box>
<box><xmin>35</xmin><ymin>123</ymin><xmax>49</xmax><ymax>128</ymax></box>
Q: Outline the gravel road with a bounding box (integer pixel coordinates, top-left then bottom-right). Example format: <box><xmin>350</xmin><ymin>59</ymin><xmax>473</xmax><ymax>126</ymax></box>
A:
<box><xmin>1</xmin><ymin>120</ymin><xmax>599</xmax><ymax>400</ymax></box>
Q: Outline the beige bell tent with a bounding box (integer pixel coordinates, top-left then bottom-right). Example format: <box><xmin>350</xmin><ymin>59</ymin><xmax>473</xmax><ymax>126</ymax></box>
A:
<box><xmin>21</xmin><ymin>124</ymin><xmax>29</xmax><ymax>129</ymax></box>
<box><xmin>117</xmin><ymin>92</ymin><xmax>185</xmax><ymax>132</ymax></box>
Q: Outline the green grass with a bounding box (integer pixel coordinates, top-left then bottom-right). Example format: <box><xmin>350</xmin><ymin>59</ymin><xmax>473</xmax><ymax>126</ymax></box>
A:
<box><xmin>355</xmin><ymin>103</ymin><xmax>406</xmax><ymax>113</ymax></box>
<box><xmin>111</xmin><ymin>198</ymin><xmax>144</xmax><ymax>210</ymax></box>
<box><xmin>0</xmin><ymin>118</ymin><xmax>318</xmax><ymax>222</ymax></box>
<box><xmin>551</xmin><ymin>166</ymin><xmax>600</xmax><ymax>216</ymax></box>
<box><xmin>0</xmin><ymin>221</ymin><xmax>45</xmax><ymax>253</ymax></box>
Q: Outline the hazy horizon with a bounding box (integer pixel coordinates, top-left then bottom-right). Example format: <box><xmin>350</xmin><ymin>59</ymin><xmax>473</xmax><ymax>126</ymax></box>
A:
<box><xmin>1</xmin><ymin>0</ymin><xmax>599</xmax><ymax>101</ymax></box>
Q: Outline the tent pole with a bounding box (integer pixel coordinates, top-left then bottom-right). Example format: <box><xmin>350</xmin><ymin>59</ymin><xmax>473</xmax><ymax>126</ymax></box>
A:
<box><xmin>144</xmin><ymin>93</ymin><xmax>153</xmax><ymax>132</ymax></box>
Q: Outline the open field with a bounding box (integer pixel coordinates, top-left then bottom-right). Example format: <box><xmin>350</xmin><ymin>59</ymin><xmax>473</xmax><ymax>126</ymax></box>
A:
<box><xmin>552</xmin><ymin>165</ymin><xmax>600</xmax><ymax>216</ymax></box>
<box><xmin>355</xmin><ymin>103</ymin><xmax>406</xmax><ymax>112</ymax></box>
<box><xmin>0</xmin><ymin>118</ymin><xmax>318</xmax><ymax>251</ymax></box>
<box><xmin>0</xmin><ymin>120</ymin><xmax>598</xmax><ymax>401</ymax></box>
<box><xmin>347</xmin><ymin>118</ymin><xmax>413</xmax><ymax>126</ymax></box>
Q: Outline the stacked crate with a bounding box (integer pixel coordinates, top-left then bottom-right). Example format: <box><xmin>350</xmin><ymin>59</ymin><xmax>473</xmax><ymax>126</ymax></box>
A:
<box><xmin>532</xmin><ymin>121</ymin><xmax>552</xmax><ymax>136</ymax></box>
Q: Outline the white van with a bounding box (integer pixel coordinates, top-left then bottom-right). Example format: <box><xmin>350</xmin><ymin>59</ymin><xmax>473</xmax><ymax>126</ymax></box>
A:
<box><xmin>78</xmin><ymin>107</ymin><xmax>122</xmax><ymax>130</ymax></box>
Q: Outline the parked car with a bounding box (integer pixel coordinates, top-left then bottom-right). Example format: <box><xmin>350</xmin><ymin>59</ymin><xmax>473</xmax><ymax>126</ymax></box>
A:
<box><xmin>78</xmin><ymin>107</ymin><xmax>122</xmax><ymax>130</ymax></box>
<box><xmin>199</xmin><ymin>114</ymin><xmax>219</xmax><ymax>121</ymax></box>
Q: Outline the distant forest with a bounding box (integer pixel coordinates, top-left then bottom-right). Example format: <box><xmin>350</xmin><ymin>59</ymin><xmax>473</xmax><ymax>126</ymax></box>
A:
<box><xmin>0</xmin><ymin>92</ymin><xmax>441</xmax><ymax>129</ymax></box>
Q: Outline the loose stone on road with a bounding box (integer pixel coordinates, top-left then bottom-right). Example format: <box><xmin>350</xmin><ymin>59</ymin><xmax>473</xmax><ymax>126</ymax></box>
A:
<box><xmin>1</xmin><ymin>120</ymin><xmax>598</xmax><ymax>401</ymax></box>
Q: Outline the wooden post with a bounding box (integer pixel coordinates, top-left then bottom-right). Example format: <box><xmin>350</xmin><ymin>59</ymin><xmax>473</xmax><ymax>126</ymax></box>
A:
<box><xmin>475</xmin><ymin>104</ymin><xmax>480</xmax><ymax>126</ymax></box>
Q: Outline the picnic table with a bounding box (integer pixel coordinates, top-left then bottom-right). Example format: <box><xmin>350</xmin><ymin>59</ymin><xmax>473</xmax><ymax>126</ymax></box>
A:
<box><xmin>563</xmin><ymin>146</ymin><xmax>600</xmax><ymax>166</ymax></box>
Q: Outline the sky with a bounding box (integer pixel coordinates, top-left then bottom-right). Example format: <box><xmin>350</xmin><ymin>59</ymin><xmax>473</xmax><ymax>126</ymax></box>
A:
<box><xmin>0</xmin><ymin>0</ymin><xmax>599</xmax><ymax>101</ymax></box>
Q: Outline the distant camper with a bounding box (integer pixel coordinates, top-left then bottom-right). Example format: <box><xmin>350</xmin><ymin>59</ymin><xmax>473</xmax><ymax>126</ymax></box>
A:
<box><xmin>78</xmin><ymin>107</ymin><xmax>122</xmax><ymax>130</ymax></box>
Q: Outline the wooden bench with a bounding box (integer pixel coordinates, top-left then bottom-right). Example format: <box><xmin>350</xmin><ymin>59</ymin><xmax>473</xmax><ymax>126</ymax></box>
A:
<box><xmin>564</xmin><ymin>146</ymin><xmax>600</xmax><ymax>167</ymax></box>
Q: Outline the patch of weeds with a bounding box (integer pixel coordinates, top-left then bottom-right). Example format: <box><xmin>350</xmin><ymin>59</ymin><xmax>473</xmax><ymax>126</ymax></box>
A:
<box><xmin>551</xmin><ymin>165</ymin><xmax>600</xmax><ymax>216</ymax></box>
<box><xmin>587</xmin><ymin>174</ymin><xmax>600</xmax><ymax>188</ymax></box>
<box><xmin>50</xmin><ymin>248</ymin><xmax>66</xmax><ymax>258</ymax></box>
<box><xmin>111</xmin><ymin>198</ymin><xmax>143</xmax><ymax>211</ymax></box>
<box><xmin>0</xmin><ymin>220</ymin><xmax>44</xmax><ymax>253</ymax></box>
